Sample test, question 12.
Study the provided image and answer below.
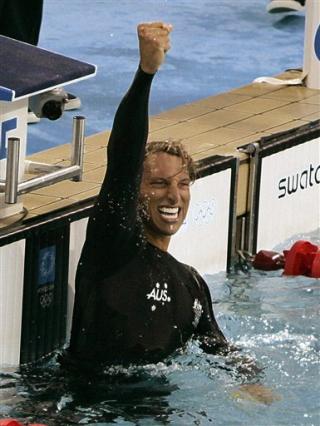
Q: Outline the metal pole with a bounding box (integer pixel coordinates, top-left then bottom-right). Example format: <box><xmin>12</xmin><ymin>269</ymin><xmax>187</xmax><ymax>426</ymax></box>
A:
<box><xmin>303</xmin><ymin>0</ymin><xmax>320</xmax><ymax>89</ymax></box>
<box><xmin>246</xmin><ymin>143</ymin><xmax>260</xmax><ymax>255</ymax></box>
<box><xmin>238</xmin><ymin>142</ymin><xmax>260</xmax><ymax>255</ymax></box>
<box><xmin>5</xmin><ymin>137</ymin><xmax>20</xmax><ymax>204</ymax></box>
<box><xmin>18</xmin><ymin>165</ymin><xmax>80</xmax><ymax>193</ymax></box>
<box><xmin>229</xmin><ymin>157</ymin><xmax>239</xmax><ymax>268</ymax></box>
<box><xmin>71</xmin><ymin>115</ymin><xmax>85</xmax><ymax>181</ymax></box>
<box><xmin>24</xmin><ymin>160</ymin><xmax>63</xmax><ymax>174</ymax></box>
<box><xmin>240</xmin><ymin>216</ymin><xmax>246</xmax><ymax>252</ymax></box>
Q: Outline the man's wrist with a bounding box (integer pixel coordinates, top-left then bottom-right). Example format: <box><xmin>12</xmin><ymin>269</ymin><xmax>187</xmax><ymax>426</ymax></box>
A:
<box><xmin>138</xmin><ymin>63</ymin><xmax>156</xmax><ymax>77</ymax></box>
<box><xmin>139</xmin><ymin>62</ymin><xmax>157</xmax><ymax>76</ymax></box>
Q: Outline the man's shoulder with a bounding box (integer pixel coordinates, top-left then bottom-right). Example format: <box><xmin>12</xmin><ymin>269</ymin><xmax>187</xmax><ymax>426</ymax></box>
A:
<box><xmin>177</xmin><ymin>259</ymin><xmax>198</xmax><ymax>275</ymax></box>
<box><xmin>161</xmin><ymin>248</ymin><xmax>207</xmax><ymax>290</ymax></box>
<box><xmin>176</xmin><ymin>260</ymin><xmax>205</xmax><ymax>289</ymax></box>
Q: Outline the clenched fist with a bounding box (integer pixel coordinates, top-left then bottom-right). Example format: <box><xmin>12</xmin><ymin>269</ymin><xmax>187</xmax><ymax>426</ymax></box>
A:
<box><xmin>137</xmin><ymin>22</ymin><xmax>173</xmax><ymax>74</ymax></box>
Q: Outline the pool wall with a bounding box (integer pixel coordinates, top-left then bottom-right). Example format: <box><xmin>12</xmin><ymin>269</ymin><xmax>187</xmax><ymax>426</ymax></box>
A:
<box><xmin>249</xmin><ymin>121</ymin><xmax>319</xmax><ymax>253</ymax></box>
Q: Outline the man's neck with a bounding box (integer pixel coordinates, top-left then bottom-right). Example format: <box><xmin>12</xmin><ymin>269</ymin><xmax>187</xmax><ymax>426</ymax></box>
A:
<box><xmin>145</xmin><ymin>230</ymin><xmax>170</xmax><ymax>252</ymax></box>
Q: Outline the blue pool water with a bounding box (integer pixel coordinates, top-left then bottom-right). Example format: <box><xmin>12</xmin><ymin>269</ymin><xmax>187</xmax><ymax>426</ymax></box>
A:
<box><xmin>27</xmin><ymin>0</ymin><xmax>305</xmax><ymax>154</ymax></box>
<box><xmin>0</xmin><ymin>232</ymin><xmax>319</xmax><ymax>425</ymax></box>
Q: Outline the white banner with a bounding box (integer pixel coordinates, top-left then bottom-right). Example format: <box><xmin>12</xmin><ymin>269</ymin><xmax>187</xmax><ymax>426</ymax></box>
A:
<box><xmin>0</xmin><ymin>239</ymin><xmax>26</xmax><ymax>366</ymax></box>
<box><xmin>256</xmin><ymin>137</ymin><xmax>320</xmax><ymax>251</ymax></box>
<box><xmin>67</xmin><ymin>218</ymin><xmax>88</xmax><ymax>341</ymax></box>
<box><xmin>169</xmin><ymin>168</ymin><xmax>233</xmax><ymax>275</ymax></box>
<box><xmin>0</xmin><ymin>98</ymin><xmax>28</xmax><ymax>181</ymax></box>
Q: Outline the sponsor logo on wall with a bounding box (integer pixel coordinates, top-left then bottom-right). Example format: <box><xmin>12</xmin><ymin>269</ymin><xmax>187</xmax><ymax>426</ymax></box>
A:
<box><xmin>183</xmin><ymin>199</ymin><xmax>215</xmax><ymax>227</ymax></box>
<box><xmin>38</xmin><ymin>245</ymin><xmax>56</xmax><ymax>309</ymax></box>
<box><xmin>257</xmin><ymin>137</ymin><xmax>320</xmax><ymax>250</ymax></box>
<box><xmin>278</xmin><ymin>162</ymin><xmax>320</xmax><ymax>199</ymax></box>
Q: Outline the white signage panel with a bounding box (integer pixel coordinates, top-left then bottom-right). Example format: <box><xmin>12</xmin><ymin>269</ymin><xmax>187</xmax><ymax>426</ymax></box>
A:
<box><xmin>0</xmin><ymin>98</ymin><xmax>28</xmax><ymax>180</ymax></box>
<box><xmin>169</xmin><ymin>168</ymin><xmax>233</xmax><ymax>275</ymax></box>
<box><xmin>256</xmin><ymin>137</ymin><xmax>320</xmax><ymax>251</ymax></box>
<box><xmin>0</xmin><ymin>239</ymin><xmax>26</xmax><ymax>366</ymax></box>
<box><xmin>66</xmin><ymin>217</ymin><xmax>88</xmax><ymax>340</ymax></box>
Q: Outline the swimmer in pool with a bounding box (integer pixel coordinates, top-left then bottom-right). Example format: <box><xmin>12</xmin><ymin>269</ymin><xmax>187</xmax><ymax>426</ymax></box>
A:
<box><xmin>66</xmin><ymin>22</ymin><xmax>228</xmax><ymax>368</ymax></box>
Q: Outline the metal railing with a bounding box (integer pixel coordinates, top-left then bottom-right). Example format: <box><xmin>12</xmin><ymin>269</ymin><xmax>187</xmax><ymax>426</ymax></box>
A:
<box><xmin>0</xmin><ymin>116</ymin><xmax>85</xmax><ymax>204</ymax></box>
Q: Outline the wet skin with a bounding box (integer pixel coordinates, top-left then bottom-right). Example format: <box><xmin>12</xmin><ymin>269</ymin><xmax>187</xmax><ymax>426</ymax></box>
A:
<box><xmin>139</xmin><ymin>152</ymin><xmax>191</xmax><ymax>251</ymax></box>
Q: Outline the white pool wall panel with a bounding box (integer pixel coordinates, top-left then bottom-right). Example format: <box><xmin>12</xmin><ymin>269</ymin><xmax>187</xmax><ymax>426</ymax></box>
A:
<box><xmin>257</xmin><ymin>137</ymin><xmax>320</xmax><ymax>251</ymax></box>
<box><xmin>169</xmin><ymin>168</ymin><xmax>232</xmax><ymax>275</ymax></box>
<box><xmin>66</xmin><ymin>217</ymin><xmax>88</xmax><ymax>341</ymax></box>
<box><xmin>0</xmin><ymin>98</ymin><xmax>28</xmax><ymax>181</ymax></box>
<box><xmin>303</xmin><ymin>0</ymin><xmax>320</xmax><ymax>89</ymax></box>
<box><xmin>0</xmin><ymin>239</ymin><xmax>25</xmax><ymax>366</ymax></box>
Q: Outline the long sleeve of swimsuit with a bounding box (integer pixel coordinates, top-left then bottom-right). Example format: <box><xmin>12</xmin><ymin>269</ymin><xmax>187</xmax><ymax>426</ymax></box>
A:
<box><xmin>79</xmin><ymin>67</ymin><xmax>154</xmax><ymax>278</ymax></box>
<box><xmin>193</xmin><ymin>271</ymin><xmax>228</xmax><ymax>353</ymax></box>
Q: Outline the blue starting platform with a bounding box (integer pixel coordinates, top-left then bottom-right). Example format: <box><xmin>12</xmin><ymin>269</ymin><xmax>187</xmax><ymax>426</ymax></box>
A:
<box><xmin>0</xmin><ymin>36</ymin><xmax>97</xmax><ymax>218</ymax></box>
<box><xmin>0</xmin><ymin>35</ymin><xmax>96</xmax><ymax>101</ymax></box>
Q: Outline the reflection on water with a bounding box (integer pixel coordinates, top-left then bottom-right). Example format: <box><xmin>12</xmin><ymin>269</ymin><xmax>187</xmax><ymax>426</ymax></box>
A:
<box><xmin>1</xmin><ymin>235</ymin><xmax>319</xmax><ymax>425</ymax></box>
<box><xmin>9</xmin><ymin>362</ymin><xmax>177</xmax><ymax>424</ymax></box>
<box><xmin>0</xmin><ymin>343</ymin><xmax>262</xmax><ymax>425</ymax></box>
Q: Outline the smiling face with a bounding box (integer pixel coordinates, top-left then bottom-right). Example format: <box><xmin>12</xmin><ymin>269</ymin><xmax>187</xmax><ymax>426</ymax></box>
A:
<box><xmin>139</xmin><ymin>152</ymin><xmax>191</xmax><ymax>251</ymax></box>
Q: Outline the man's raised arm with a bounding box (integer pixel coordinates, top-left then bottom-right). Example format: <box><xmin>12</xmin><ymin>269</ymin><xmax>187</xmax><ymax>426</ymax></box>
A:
<box><xmin>80</xmin><ymin>22</ymin><xmax>172</xmax><ymax>273</ymax></box>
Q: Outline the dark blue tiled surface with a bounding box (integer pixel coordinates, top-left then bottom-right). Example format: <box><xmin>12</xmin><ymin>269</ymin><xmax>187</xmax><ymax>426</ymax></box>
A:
<box><xmin>0</xmin><ymin>35</ymin><xmax>95</xmax><ymax>100</ymax></box>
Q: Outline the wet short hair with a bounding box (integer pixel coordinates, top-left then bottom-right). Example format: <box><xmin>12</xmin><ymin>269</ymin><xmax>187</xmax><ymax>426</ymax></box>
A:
<box><xmin>144</xmin><ymin>139</ymin><xmax>197</xmax><ymax>182</ymax></box>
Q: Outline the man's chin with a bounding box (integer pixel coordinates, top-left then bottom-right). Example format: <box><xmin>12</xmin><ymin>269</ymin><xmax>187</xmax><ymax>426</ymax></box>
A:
<box><xmin>159</xmin><ymin>222</ymin><xmax>183</xmax><ymax>236</ymax></box>
<box><xmin>144</xmin><ymin>221</ymin><xmax>183</xmax><ymax>238</ymax></box>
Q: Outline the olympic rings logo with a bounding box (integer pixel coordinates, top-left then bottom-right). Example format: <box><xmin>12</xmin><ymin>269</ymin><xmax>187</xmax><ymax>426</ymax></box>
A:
<box><xmin>39</xmin><ymin>291</ymin><xmax>53</xmax><ymax>308</ymax></box>
<box><xmin>189</xmin><ymin>199</ymin><xmax>215</xmax><ymax>225</ymax></box>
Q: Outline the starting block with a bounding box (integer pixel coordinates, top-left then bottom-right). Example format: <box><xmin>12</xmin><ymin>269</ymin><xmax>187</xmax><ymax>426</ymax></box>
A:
<box><xmin>0</xmin><ymin>36</ymin><xmax>96</xmax><ymax>218</ymax></box>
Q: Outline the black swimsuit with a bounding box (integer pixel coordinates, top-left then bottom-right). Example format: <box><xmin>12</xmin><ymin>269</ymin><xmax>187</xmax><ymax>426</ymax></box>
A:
<box><xmin>68</xmin><ymin>67</ymin><xmax>227</xmax><ymax>366</ymax></box>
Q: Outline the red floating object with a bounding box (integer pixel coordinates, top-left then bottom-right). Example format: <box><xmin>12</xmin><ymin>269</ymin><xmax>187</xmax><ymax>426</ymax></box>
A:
<box><xmin>252</xmin><ymin>250</ymin><xmax>285</xmax><ymax>271</ymax></box>
<box><xmin>310</xmin><ymin>248</ymin><xmax>320</xmax><ymax>278</ymax></box>
<box><xmin>0</xmin><ymin>420</ymin><xmax>47</xmax><ymax>426</ymax></box>
<box><xmin>283</xmin><ymin>240</ymin><xmax>318</xmax><ymax>277</ymax></box>
<box><xmin>253</xmin><ymin>240</ymin><xmax>320</xmax><ymax>278</ymax></box>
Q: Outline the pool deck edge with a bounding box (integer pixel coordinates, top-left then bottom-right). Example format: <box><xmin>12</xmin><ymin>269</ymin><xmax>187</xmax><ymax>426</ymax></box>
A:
<box><xmin>1</xmin><ymin>69</ymin><xmax>319</xmax><ymax>229</ymax></box>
